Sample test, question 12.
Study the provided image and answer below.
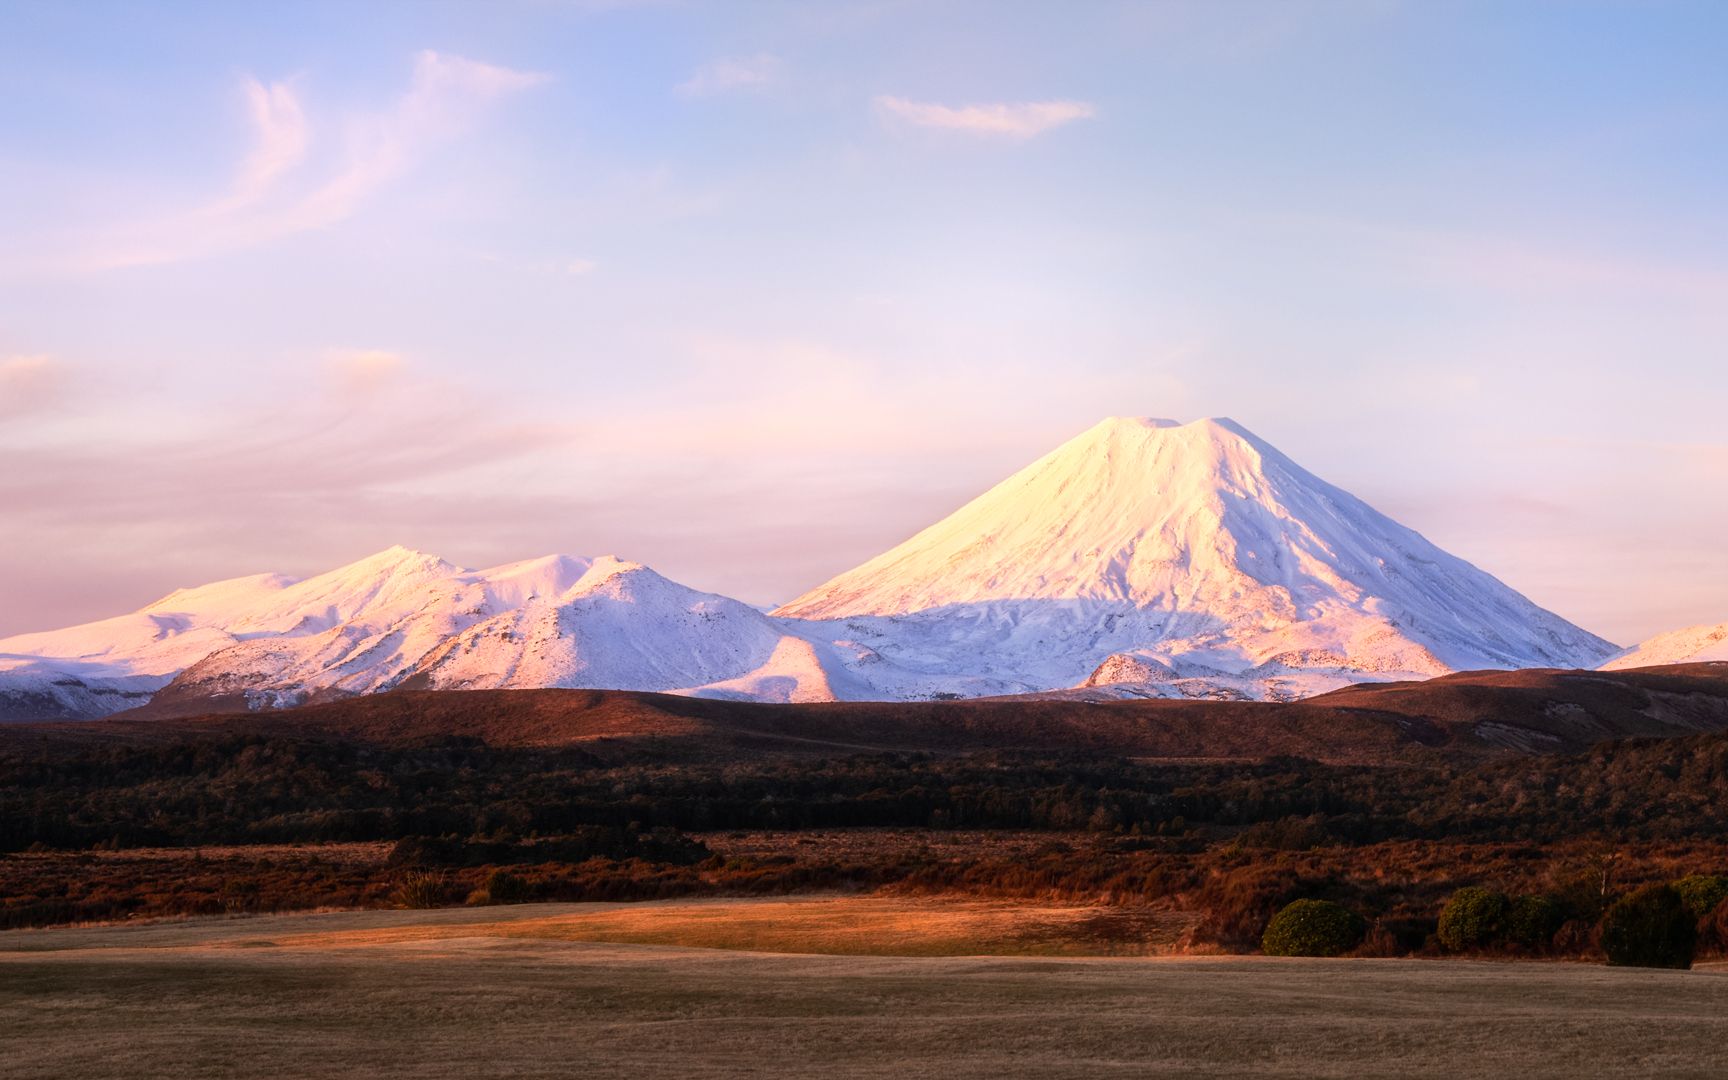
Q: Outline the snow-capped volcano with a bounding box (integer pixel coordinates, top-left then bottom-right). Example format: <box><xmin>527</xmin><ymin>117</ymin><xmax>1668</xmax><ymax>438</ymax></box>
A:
<box><xmin>0</xmin><ymin>417</ymin><xmax>1623</xmax><ymax>719</ymax></box>
<box><xmin>775</xmin><ymin>417</ymin><xmax>1616</xmax><ymax>697</ymax></box>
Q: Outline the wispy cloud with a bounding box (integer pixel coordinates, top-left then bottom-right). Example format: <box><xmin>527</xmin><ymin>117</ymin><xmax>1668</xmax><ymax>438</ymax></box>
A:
<box><xmin>874</xmin><ymin>96</ymin><xmax>1096</xmax><ymax>139</ymax></box>
<box><xmin>676</xmin><ymin>53</ymin><xmax>781</xmax><ymax>97</ymax></box>
<box><xmin>0</xmin><ymin>357</ymin><xmax>579</xmax><ymax>633</ymax></box>
<box><xmin>0</xmin><ymin>333</ymin><xmax>1192</xmax><ymax>627</ymax></box>
<box><xmin>222</xmin><ymin>78</ymin><xmax>310</xmax><ymax>211</ymax></box>
<box><xmin>75</xmin><ymin>51</ymin><xmax>549</xmax><ymax>270</ymax></box>
<box><xmin>323</xmin><ymin>348</ymin><xmax>408</xmax><ymax>395</ymax></box>
<box><xmin>0</xmin><ymin>355</ymin><xmax>67</xmax><ymax>420</ymax></box>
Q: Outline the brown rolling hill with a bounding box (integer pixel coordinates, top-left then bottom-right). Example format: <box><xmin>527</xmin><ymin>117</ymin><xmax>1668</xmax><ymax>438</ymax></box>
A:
<box><xmin>6</xmin><ymin>662</ymin><xmax>1727</xmax><ymax>766</ymax></box>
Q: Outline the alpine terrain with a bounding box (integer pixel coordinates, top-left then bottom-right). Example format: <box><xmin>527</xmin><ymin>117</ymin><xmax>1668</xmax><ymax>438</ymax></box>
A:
<box><xmin>0</xmin><ymin>548</ymin><xmax>848</xmax><ymax>721</ymax></box>
<box><xmin>1602</xmin><ymin>621</ymin><xmax>1728</xmax><ymax>670</ymax></box>
<box><xmin>0</xmin><ymin>417</ymin><xmax>1619</xmax><ymax>719</ymax></box>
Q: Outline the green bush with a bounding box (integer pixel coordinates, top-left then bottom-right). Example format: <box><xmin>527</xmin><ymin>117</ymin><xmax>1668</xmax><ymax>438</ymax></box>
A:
<box><xmin>1600</xmin><ymin>884</ymin><xmax>1696</xmax><ymax>969</ymax></box>
<box><xmin>1670</xmin><ymin>875</ymin><xmax>1728</xmax><ymax>920</ymax></box>
<box><xmin>1437</xmin><ymin>887</ymin><xmax>1508</xmax><ymax>951</ymax></box>
<box><xmin>482</xmin><ymin>869</ymin><xmax>531</xmax><ymax>904</ymax></box>
<box><xmin>1503</xmin><ymin>894</ymin><xmax>1564</xmax><ymax>950</ymax></box>
<box><xmin>1261</xmin><ymin>899</ymin><xmax>1366</xmax><ymax>957</ymax></box>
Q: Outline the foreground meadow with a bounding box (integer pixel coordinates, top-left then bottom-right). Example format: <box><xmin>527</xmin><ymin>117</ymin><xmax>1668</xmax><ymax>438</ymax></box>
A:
<box><xmin>5</xmin><ymin>898</ymin><xmax>1728</xmax><ymax>1079</ymax></box>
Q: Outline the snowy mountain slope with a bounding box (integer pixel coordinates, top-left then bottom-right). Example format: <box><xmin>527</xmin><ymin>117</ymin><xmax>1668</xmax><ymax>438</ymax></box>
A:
<box><xmin>774</xmin><ymin>417</ymin><xmax>1617</xmax><ymax>697</ymax></box>
<box><xmin>1602</xmin><ymin>622</ymin><xmax>1728</xmax><ymax>670</ymax></box>
<box><xmin>65</xmin><ymin>553</ymin><xmax>837</xmax><ymax>717</ymax></box>
<box><xmin>683</xmin><ymin>635</ymin><xmax>871</xmax><ymax>704</ymax></box>
<box><xmin>0</xmin><ymin>416</ymin><xmax>1628</xmax><ymax>718</ymax></box>
<box><xmin>0</xmin><ymin>572</ymin><xmax>294</xmax><ymax>679</ymax></box>
<box><xmin>397</xmin><ymin>558</ymin><xmax>818</xmax><ymax>697</ymax></box>
<box><xmin>0</xmin><ymin>660</ymin><xmax>163</xmax><ymax>722</ymax></box>
<box><xmin>0</xmin><ymin>547</ymin><xmax>460</xmax><ymax>677</ymax></box>
<box><xmin>0</xmin><ymin>547</ymin><xmax>480</xmax><ymax>719</ymax></box>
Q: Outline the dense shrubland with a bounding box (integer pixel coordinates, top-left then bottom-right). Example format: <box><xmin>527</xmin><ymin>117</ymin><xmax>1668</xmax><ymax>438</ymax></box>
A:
<box><xmin>6</xmin><ymin>832</ymin><xmax>1727</xmax><ymax>966</ymax></box>
<box><xmin>6</xmin><ymin>727</ymin><xmax>1728</xmax><ymax>962</ymax></box>
<box><xmin>8</xmin><ymin>727</ymin><xmax>1728</xmax><ymax>852</ymax></box>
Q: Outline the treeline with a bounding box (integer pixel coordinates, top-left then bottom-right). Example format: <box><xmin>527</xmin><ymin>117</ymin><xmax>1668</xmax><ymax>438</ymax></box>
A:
<box><xmin>6</xmin><ymin>725</ymin><xmax>1728</xmax><ymax>851</ymax></box>
<box><xmin>0</xmin><ymin>740</ymin><xmax>1416</xmax><ymax>849</ymax></box>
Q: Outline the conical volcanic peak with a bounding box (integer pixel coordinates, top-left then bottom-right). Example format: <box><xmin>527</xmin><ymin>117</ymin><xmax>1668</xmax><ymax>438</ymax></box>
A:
<box><xmin>774</xmin><ymin>416</ymin><xmax>1615</xmax><ymax>678</ymax></box>
<box><xmin>773</xmin><ymin>416</ymin><xmax>1330</xmax><ymax>618</ymax></box>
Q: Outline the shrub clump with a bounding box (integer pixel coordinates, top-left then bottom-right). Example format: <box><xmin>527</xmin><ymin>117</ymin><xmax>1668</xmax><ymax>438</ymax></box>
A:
<box><xmin>1437</xmin><ymin>886</ymin><xmax>1508</xmax><ymax>951</ymax></box>
<box><xmin>1235</xmin><ymin>815</ymin><xmax>1330</xmax><ymax>851</ymax></box>
<box><xmin>391</xmin><ymin>870</ymin><xmax>450</xmax><ymax>910</ymax></box>
<box><xmin>1504</xmin><ymin>894</ymin><xmax>1564</xmax><ymax>951</ymax></box>
<box><xmin>1601</xmin><ymin>884</ymin><xmax>1696</xmax><ymax>969</ymax></box>
<box><xmin>1261</xmin><ymin>899</ymin><xmax>1366</xmax><ymax>957</ymax></box>
<box><xmin>467</xmin><ymin>869</ymin><xmax>531</xmax><ymax>907</ymax></box>
<box><xmin>1670</xmin><ymin>875</ymin><xmax>1728</xmax><ymax>920</ymax></box>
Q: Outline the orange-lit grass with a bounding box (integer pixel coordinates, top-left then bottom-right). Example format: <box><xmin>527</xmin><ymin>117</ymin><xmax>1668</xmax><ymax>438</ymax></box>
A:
<box><xmin>246</xmin><ymin>895</ymin><xmax>1193</xmax><ymax>957</ymax></box>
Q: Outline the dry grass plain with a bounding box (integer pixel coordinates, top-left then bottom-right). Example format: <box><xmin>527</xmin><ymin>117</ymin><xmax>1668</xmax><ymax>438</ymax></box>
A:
<box><xmin>6</xmin><ymin>896</ymin><xmax>1728</xmax><ymax>1079</ymax></box>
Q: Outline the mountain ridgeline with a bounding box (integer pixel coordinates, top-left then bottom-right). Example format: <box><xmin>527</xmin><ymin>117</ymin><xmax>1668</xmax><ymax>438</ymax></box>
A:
<box><xmin>1</xmin><ymin>416</ymin><xmax>1696</xmax><ymax>723</ymax></box>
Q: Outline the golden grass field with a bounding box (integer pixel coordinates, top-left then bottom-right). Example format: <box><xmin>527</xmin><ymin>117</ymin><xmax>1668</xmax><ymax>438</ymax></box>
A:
<box><xmin>6</xmin><ymin>895</ymin><xmax>1728</xmax><ymax>1078</ymax></box>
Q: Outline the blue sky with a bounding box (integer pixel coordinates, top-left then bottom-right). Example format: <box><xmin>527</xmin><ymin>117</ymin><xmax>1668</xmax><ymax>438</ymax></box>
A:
<box><xmin>1</xmin><ymin>0</ymin><xmax>1725</xmax><ymax>644</ymax></box>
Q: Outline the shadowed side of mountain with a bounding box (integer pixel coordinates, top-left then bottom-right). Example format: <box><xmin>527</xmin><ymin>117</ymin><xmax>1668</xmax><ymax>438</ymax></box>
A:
<box><xmin>1309</xmin><ymin>662</ymin><xmax>1728</xmax><ymax>751</ymax></box>
<box><xmin>12</xmin><ymin>663</ymin><xmax>1727</xmax><ymax>766</ymax></box>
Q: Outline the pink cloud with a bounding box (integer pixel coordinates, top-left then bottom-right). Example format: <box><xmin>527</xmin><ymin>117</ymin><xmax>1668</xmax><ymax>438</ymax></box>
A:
<box><xmin>875</xmin><ymin>96</ymin><xmax>1096</xmax><ymax>139</ymax></box>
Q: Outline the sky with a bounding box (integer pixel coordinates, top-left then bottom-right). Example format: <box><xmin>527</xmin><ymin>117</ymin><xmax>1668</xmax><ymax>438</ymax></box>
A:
<box><xmin>1</xmin><ymin>0</ymin><xmax>1725</xmax><ymax>646</ymax></box>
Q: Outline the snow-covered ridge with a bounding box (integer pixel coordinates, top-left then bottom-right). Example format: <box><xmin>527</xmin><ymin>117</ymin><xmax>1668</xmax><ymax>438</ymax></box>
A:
<box><xmin>1603</xmin><ymin>622</ymin><xmax>1728</xmax><ymax>670</ymax></box>
<box><xmin>0</xmin><ymin>417</ymin><xmax>1627</xmax><ymax>719</ymax></box>
<box><xmin>0</xmin><ymin>548</ymin><xmax>846</xmax><ymax>719</ymax></box>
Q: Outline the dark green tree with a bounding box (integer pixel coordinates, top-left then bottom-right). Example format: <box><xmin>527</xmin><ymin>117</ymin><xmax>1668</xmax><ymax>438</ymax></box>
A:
<box><xmin>1504</xmin><ymin>894</ymin><xmax>1563</xmax><ymax>950</ymax></box>
<box><xmin>1261</xmin><ymin>899</ymin><xmax>1366</xmax><ymax>957</ymax></box>
<box><xmin>1601</xmin><ymin>884</ymin><xmax>1696</xmax><ymax>970</ymax></box>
